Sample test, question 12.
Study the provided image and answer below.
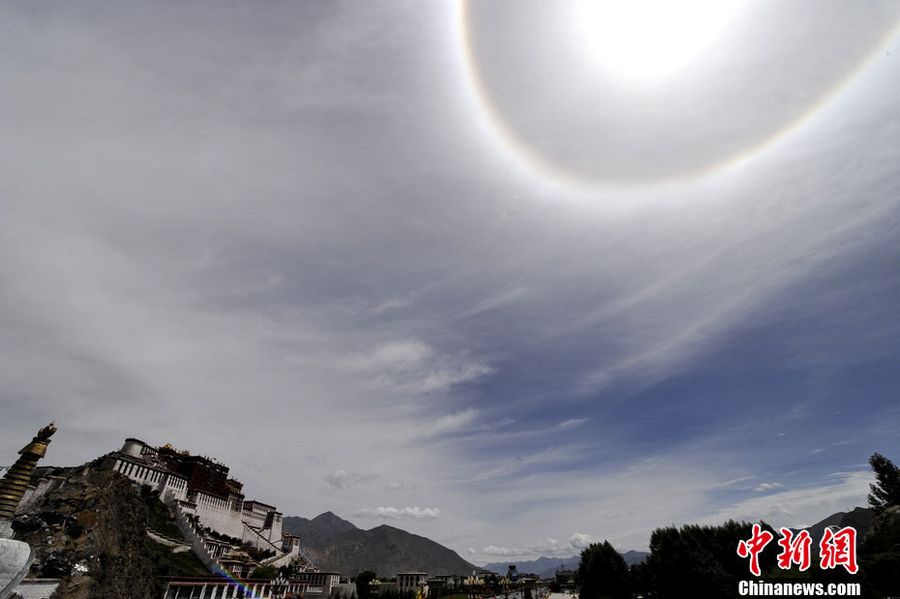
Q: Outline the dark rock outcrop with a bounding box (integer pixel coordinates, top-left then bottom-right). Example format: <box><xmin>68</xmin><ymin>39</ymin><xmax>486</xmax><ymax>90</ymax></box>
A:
<box><xmin>12</xmin><ymin>464</ymin><xmax>208</xmax><ymax>599</ymax></box>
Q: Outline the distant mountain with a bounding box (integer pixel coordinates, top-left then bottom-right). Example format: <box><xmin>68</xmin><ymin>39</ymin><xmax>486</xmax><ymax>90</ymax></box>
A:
<box><xmin>484</xmin><ymin>550</ymin><xmax>649</xmax><ymax>579</ymax></box>
<box><xmin>283</xmin><ymin>507</ymin><xmax>872</xmax><ymax>580</ymax></box>
<box><xmin>282</xmin><ymin>512</ymin><xmax>479</xmax><ymax>577</ymax></box>
<box><xmin>484</xmin><ymin>555</ymin><xmax>580</xmax><ymax>578</ymax></box>
<box><xmin>483</xmin><ymin>555</ymin><xmax>577</xmax><ymax>578</ymax></box>
<box><xmin>621</xmin><ymin>550</ymin><xmax>651</xmax><ymax>565</ymax></box>
<box><xmin>285</xmin><ymin>511</ymin><xmax>360</xmax><ymax>548</ymax></box>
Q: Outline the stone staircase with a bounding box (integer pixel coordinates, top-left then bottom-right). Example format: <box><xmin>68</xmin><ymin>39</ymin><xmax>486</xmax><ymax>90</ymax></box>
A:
<box><xmin>164</xmin><ymin>493</ymin><xmax>222</xmax><ymax>575</ymax></box>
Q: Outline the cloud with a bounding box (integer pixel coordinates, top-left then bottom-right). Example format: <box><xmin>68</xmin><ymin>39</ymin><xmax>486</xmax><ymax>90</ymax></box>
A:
<box><xmin>716</xmin><ymin>477</ymin><xmax>753</xmax><ymax>488</ymax></box>
<box><xmin>754</xmin><ymin>482</ymin><xmax>784</xmax><ymax>492</ymax></box>
<box><xmin>0</xmin><ymin>0</ymin><xmax>896</xmax><ymax>573</ymax></box>
<box><xmin>481</xmin><ymin>533</ymin><xmax>595</xmax><ymax>558</ymax></box>
<box><xmin>340</xmin><ymin>341</ymin><xmax>493</xmax><ymax>395</ymax></box>
<box><xmin>345</xmin><ymin>341</ymin><xmax>435</xmax><ymax>371</ymax></box>
<box><xmin>569</xmin><ymin>533</ymin><xmax>594</xmax><ymax>550</ymax></box>
<box><xmin>325</xmin><ymin>471</ymin><xmax>379</xmax><ymax>490</ymax></box>
<box><xmin>700</xmin><ymin>471</ymin><xmax>873</xmax><ymax>528</ymax></box>
<box><xmin>418</xmin><ymin>408</ymin><xmax>481</xmax><ymax>438</ymax></box>
<box><xmin>464</xmin><ymin>444</ymin><xmax>588</xmax><ymax>483</ymax></box>
<box><xmin>482</xmin><ymin>545</ymin><xmax>525</xmax><ymax>557</ymax></box>
<box><xmin>355</xmin><ymin>506</ymin><xmax>441</xmax><ymax>520</ymax></box>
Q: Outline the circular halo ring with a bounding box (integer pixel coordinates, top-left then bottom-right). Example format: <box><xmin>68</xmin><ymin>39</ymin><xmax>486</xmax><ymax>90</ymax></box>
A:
<box><xmin>456</xmin><ymin>1</ymin><xmax>900</xmax><ymax>192</ymax></box>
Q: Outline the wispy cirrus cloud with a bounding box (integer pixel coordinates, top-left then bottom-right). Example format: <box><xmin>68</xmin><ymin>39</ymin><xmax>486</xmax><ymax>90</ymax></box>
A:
<box><xmin>417</xmin><ymin>408</ymin><xmax>482</xmax><ymax>438</ymax></box>
<box><xmin>0</xmin><ymin>0</ymin><xmax>897</xmax><ymax>571</ymax></box>
<box><xmin>325</xmin><ymin>471</ymin><xmax>379</xmax><ymax>490</ymax></box>
<box><xmin>754</xmin><ymin>482</ymin><xmax>784</xmax><ymax>492</ymax></box>
<box><xmin>700</xmin><ymin>471</ymin><xmax>873</xmax><ymax>529</ymax></box>
<box><xmin>340</xmin><ymin>340</ymin><xmax>493</xmax><ymax>395</ymax></box>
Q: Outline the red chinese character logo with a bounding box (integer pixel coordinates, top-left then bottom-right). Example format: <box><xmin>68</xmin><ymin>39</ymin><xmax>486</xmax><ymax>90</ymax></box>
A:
<box><xmin>776</xmin><ymin>528</ymin><xmax>812</xmax><ymax>571</ymax></box>
<box><xmin>737</xmin><ymin>523</ymin><xmax>774</xmax><ymax>576</ymax></box>
<box><xmin>819</xmin><ymin>526</ymin><xmax>858</xmax><ymax>574</ymax></box>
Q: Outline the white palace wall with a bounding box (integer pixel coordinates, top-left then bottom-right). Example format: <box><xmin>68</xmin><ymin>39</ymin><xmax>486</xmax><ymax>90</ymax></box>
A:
<box><xmin>108</xmin><ymin>451</ymin><xmax>283</xmax><ymax>549</ymax></box>
<box><xmin>111</xmin><ymin>456</ymin><xmax>188</xmax><ymax>502</ymax></box>
<box><xmin>192</xmin><ymin>491</ymin><xmax>244</xmax><ymax>540</ymax></box>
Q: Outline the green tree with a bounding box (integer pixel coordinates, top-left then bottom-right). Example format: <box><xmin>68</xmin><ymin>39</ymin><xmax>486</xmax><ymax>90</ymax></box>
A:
<box><xmin>356</xmin><ymin>570</ymin><xmax>377</xmax><ymax>599</ymax></box>
<box><xmin>868</xmin><ymin>452</ymin><xmax>900</xmax><ymax>515</ymax></box>
<box><xmin>575</xmin><ymin>541</ymin><xmax>630</xmax><ymax>599</ymax></box>
<box><xmin>861</xmin><ymin>452</ymin><xmax>900</xmax><ymax>597</ymax></box>
<box><xmin>642</xmin><ymin>520</ymin><xmax>777</xmax><ymax>599</ymax></box>
<box><xmin>628</xmin><ymin>560</ymin><xmax>652</xmax><ymax>598</ymax></box>
<box><xmin>860</xmin><ymin>506</ymin><xmax>900</xmax><ymax>597</ymax></box>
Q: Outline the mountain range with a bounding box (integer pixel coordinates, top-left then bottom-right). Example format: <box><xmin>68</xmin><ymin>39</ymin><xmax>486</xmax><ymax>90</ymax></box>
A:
<box><xmin>483</xmin><ymin>550</ymin><xmax>650</xmax><ymax>579</ymax></box>
<box><xmin>282</xmin><ymin>512</ymin><xmax>480</xmax><ymax>577</ymax></box>
<box><xmin>482</xmin><ymin>507</ymin><xmax>874</xmax><ymax>579</ymax></box>
<box><xmin>283</xmin><ymin>507</ymin><xmax>875</xmax><ymax>579</ymax></box>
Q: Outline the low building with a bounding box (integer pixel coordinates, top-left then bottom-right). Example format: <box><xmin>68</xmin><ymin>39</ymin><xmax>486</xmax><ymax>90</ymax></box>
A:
<box><xmin>425</xmin><ymin>575</ymin><xmax>458</xmax><ymax>593</ymax></box>
<box><xmin>162</xmin><ymin>575</ymin><xmax>306</xmax><ymax>599</ymax></box>
<box><xmin>397</xmin><ymin>572</ymin><xmax>428</xmax><ymax>593</ymax></box>
<box><xmin>218</xmin><ymin>548</ymin><xmax>259</xmax><ymax>579</ymax></box>
<box><xmin>555</xmin><ymin>569</ymin><xmax>576</xmax><ymax>590</ymax></box>
<box><xmin>331</xmin><ymin>582</ymin><xmax>359</xmax><ymax>599</ymax></box>
<box><xmin>294</xmin><ymin>570</ymin><xmax>342</xmax><ymax>597</ymax></box>
<box><xmin>369</xmin><ymin>579</ymin><xmax>397</xmax><ymax>596</ymax></box>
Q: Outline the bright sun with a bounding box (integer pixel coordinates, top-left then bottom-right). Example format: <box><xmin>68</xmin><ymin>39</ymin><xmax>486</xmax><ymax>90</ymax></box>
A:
<box><xmin>573</xmin><ymin>0</ymin><xmax>745</xmax><ymax>82</ymax></box>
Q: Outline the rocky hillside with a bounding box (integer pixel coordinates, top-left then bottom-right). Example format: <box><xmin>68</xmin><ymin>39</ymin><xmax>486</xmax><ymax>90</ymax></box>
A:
<box><xmin>801</xmin><ymin>506</ymin><xmax>873</xmax><ymax>543</ymax></box>
<box><xmin>12</xmin><ymin>461</ymin><xmax>208</xmax><ymax>599</ymax></box>
<box><xmin>283</xmin><ymin>512</ymin><xmax>478</xmax><ymax>577</ymax></box>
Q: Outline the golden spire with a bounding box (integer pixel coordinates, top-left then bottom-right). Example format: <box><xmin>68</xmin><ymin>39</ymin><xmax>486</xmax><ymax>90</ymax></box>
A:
<box><xmin>0</xmin><ymin>423</ymin><xmax>56</xmax><ymax>521</ymax></box>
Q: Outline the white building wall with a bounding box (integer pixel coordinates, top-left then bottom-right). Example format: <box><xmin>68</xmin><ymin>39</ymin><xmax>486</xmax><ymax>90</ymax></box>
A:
<box><xmin>158</xmin><ymin>471</ymin><xmax>188</xmax><ymax>502</ymax></box>
<box><xmin>397</xmin><ymin>574</ymin><xmax>428</xmax><ymax>592</ymax></box>
<box><xmin>163</xmin><ymin>580</ymin><xmax>307</xmax><ymax>599</ymax></box>
<box><xmin>268</xmin><ymin>512</ymin><xmax>283</xmax><ymax>544</ymax></box>
<box><xmin>120</xmin><ymin>438</ymin><xmax>145</xmax><ymax>458</ymax></box>
<box><xmin>240</xmin><ymin>503</ymin><xmax>283</xmax><ymax>547</ymax></box>
<box><xmin>110</xmin><ymin>446</ymin><xmax>290</xmax><ymax>562</ymax></box>
<box><xmin>193</xmin><ymin>491</ymin><xmax>244</xmax><ymax>539</ymax></box>
<box><xmin>242</xmin><ymin>509</ymin><xmax>266</xmax><ymax>529</ymax></box>
<box><xmin>297</xmin><ymin>573</ymin><xmax>341</xmax><ymax>596</ymax></box>
<box><xmin>112</xmin><ymin>456</ymin><xmax>189</xmax><ymax>503</ymax></box>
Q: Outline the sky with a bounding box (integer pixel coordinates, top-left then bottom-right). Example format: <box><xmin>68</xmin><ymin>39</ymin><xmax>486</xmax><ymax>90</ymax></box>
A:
<box><xmin>1</xmin><ymin>0</ymin><xmax>899</xmax><ymax>565</ymax></box>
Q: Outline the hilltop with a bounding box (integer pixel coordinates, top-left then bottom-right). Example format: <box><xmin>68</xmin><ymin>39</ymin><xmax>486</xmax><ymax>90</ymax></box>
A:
<box><xmin>282</xmin><ymin>512</ymin><xmax>479</xmax><ymax>577</ymax></box>
<box><xmin>12</xmin><ymin>462</ymin><xmax>209</xmax><ymax>599</ymax></box>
